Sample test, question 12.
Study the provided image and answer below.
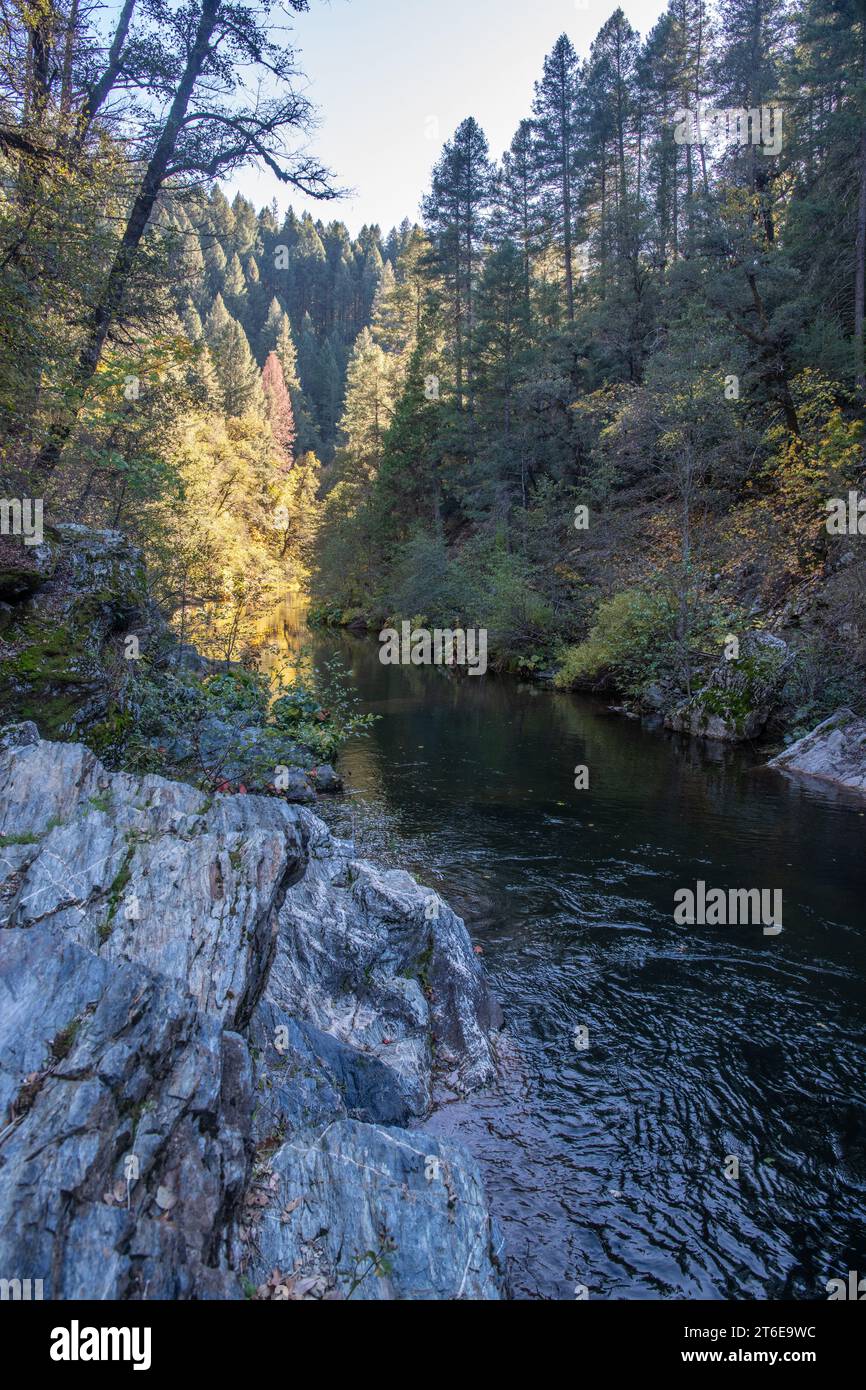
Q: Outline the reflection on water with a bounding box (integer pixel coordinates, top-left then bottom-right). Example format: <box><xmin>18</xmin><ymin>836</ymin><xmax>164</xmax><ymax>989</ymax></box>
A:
<box><xmin>255</xmin><ymin>592</ymin><xmax>308</xmax><ymax>682</ymax></box>
<box><xmin>263</xmin><ymin>600</ymin><xmax>866</xmax><ymax>1301</ymax></box>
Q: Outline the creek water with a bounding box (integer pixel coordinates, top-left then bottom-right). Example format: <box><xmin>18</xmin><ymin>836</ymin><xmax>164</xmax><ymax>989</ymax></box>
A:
<box><xmin>260</xmin><ymin>598</ymin><xmax>866</xmax><ymax>1301</ymax></box>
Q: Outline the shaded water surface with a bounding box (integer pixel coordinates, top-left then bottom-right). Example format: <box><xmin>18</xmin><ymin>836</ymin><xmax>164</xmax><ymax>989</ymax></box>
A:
<box><xmin>265</xmin><ymin>600</ymin><xmax>866</xmax><ymax>1301</ymax></box>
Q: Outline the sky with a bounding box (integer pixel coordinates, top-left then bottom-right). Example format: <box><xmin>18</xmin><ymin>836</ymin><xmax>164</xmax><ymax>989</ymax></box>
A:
<box><xmin>225</xmin><ymin>0</ymin><xmax>669</xmax><ymax>236</ymax></box>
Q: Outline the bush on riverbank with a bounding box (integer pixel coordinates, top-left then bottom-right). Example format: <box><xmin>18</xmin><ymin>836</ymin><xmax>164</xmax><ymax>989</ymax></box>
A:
<box><xmin>90</xmin><ymin>656</ymin><xmax>376</xmax><ymax>789</ymax></box>
<box><xmin>312</xmin><ymin>528</ymin><xmax>581</xmax><ymax>674</ymax></box>
<box><xmin>554</xmin><ymin>589</ymin><xmax>678</xmax><ymax>697</ymax></box>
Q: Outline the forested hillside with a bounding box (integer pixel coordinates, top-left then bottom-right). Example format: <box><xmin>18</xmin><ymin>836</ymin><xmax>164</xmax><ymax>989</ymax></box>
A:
<box><xmin>315</xmin><ymin>0</ymin><xmax>866</xmax><ymax>740</ymax></box>
<box><xmin>1</xmin><ymin>0</ymin><xmax>864</xmax><ymax>737</ymax></box>
<box><xmin>176</xmin><ymin>188</ymin><xmax>391</xmax><ymax>461</ymax></box>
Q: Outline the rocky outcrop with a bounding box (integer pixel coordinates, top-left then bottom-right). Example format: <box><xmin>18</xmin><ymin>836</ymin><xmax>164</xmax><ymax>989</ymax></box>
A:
<box><xmin>768</xmin><ymin>708</ymin><xmax>866</xmax><ymax>795</ymax></box>
<box><xmin>247</xmin><ymin>1120</ymin><xmax>505</xmax><ymax>1300</ymax></box>
<box><xmin>0</xmin><ymin>729</ymin><xmax>503</xmax><ymax>1299</ymax></box>
<box><xmin>188</xmin><ymin>717</ymin><xmax>341</xmax><ymax>801</ymax></box>
<box><xmin>666</xmin><ymin>631</ymin><xmax>790</xmax><ymax>742</ymax></box>
<box><xmin>258</xmin><ymin>815</ymin><xmax>501</xmax><ymax>1114</ymax></box>
<box><xmin>0</xmin><ymin>530</ymin><xmax>57</xmax><ymax>600</ymax></box>
<box><xmin>0</xmin><ymin>525</ymin><xmax>150</xmax><ymax>738</ymax></box>
<box><xmin>0</xmin><ymin>734</ymin><xmax>306</xmax><ymax>1027</ymax></box>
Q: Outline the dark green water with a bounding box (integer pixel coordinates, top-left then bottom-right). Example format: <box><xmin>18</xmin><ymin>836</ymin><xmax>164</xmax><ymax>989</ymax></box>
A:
<box><xmin>265</xmin><ymin>603</ymin><xmax>866</xmax><ymax>1301</ymax></box>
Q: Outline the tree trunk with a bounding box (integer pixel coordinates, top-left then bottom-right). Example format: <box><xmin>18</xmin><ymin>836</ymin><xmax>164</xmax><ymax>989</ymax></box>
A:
<box><xmin>60</xmin><ymin>0</ymin><xmax>81</xmax><ymax>115</ymax></box>
<box><xmin>73</xmin><ymin>0</ymin><xmax>138</xmax><ymax>148</ymax></box>
<box><xmin>37</xmin><ymin>0</ymin><xmax>221</xmax><ymax>472</ymax></box>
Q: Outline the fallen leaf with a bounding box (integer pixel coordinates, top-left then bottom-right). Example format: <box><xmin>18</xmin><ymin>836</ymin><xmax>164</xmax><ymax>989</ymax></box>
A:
<box><xmin>293</xmin><ymin>1276</ymin><xmax>324</xmax><ymax>1298</ymax></box>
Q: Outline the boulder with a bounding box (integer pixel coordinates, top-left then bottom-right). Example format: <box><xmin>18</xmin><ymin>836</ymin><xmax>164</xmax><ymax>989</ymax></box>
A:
<box><xmin>307</xmin><ymin>762</ymin><xmax>342</xmax><ymax>793</ymax></box>
<box><xmin>259</xmin><ymin>815</ymin><xmax>501</xmax><ymax>1118</ymax></box>
<box><xmin>0</xmin><ymin>720</ymin><xmax>39</xmax><ymax>751</ymax></box>
<box><xmin>768</xmin><ymin>708</ymin><xmax>866</xmax><ymax>795</ymax></box>
<box><xmin>0</xmin><ymin>734</ymin><xmax>504</xmax><ymax>1299</ymax></box>
<box><xmin>0</xmin><ymin>738</ymin><xmax>307</xmax><ymax>1028</ymax></box>
<box><xmin>192</xmin><ymin>718</ymin><xmax>317</xmax><ymax>801</ymax></box>
<box><xmin>667</xmin><ymin>631</ymin><xmax>790</xmax><ymax>742</ymax></box>
<box><xmin>165</xmin><ymin>641</ymin><xmax>211</xmax><ymax>674</ymax></box>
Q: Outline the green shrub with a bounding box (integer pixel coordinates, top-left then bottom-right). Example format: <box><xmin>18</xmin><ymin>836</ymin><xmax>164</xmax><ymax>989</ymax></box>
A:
<box><xmin>272</xmin><ymin>654</ymin><xmax>377</xmax><ymax>759</ymax></box>
<box><xmin>87</xmin><ymin>655</ymin><xmax>376</xmax><ymax>780</ymax></box>
<box><xmin>203</xmin><ymin>670</ymin><xmax>269</xmax><ymax>723</ymax></box>
<box><xmin>555</xmin><ymin>588</ymin><xmax>678</xmax><ymax>695</ymax></box>
<box><xmin>476</xmin><ymin>549</ymin><xmax>557</xmax><ymax>671</ymax></box>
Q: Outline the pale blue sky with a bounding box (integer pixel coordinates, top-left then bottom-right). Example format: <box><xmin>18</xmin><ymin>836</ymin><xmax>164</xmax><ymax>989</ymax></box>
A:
<box><xmin>226</xmin><ymin>0</ymin><xmax>668</xmax><ymax>234</ymax></box>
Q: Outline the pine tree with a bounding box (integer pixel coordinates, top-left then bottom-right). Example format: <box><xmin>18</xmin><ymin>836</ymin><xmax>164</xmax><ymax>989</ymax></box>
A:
<box><xmin>532</xmin><ymin>35</ymin><xmax>582</xmax><ymax>320</ymax></box>
<box><xmin>370</xmin><ymin>261</ymin><xmax>400</xmax><ymax>351</ymax></box>
<box><xmin>387</xmin><ymin>227</ymin><xmax>438</xmax><ymax>352</ymax></box>
<box><xmin>475</xmin><ymin>240</ymin><xmax>528</xmax><ymax>438</ymax></box>
<box><xmin>584</xmin><ymin>9</ymin><xmax>641</xmax><ymax>287</ymax></box>
<box><xmin>638</xmin><ymin>11</ymin><xmax>683</xmax><ymax>272</ymax></box>
<box><xmin>667</xmin><ymin>0</ymin><xmax>714</xmax><ymax>255</ymax></box>
<box><xmin>271</xmin><ymin>307</ymin><xmax>322</xmax><ymax>457</ymax></box>
<box><xmin>231</xmin><ymin>193</ymin><xmax>259</xmax><ymax>255</ymax></box>
<box><xmin>372</xmin><ymin>340</ymin><xmax>441</xmax><ymax>538</ymax></box>
<box><xmin>207</xmin><ymin>185</ymin><xmax>237</xmax><ymax>242</ymax></box>
<box><xmin>211</xmin><ymin>313</ymin><xmax>264</xmax><ymax>417</ymax></box>
<box><xmin>318</xmin><ymin>337</ymin><xmax>345</xmax><ymax>446</ymax></box>
<box><xmin>204</xmin><ymin>241</ymin><xmax>228</xmax><ymax>297</ymax></box>
<box><xmin>788</xmin><ymin>0</ymin><xmax>866</xmax><ymax>387</ymax></box>
<box><xmin>223</xmin><ymin>251</ymin><xmax>247</xmax><ymax>311</ymax></box>
<box><xmin>496</xmin><ymin>120</ymin><xmax>544</xmax><ymax>329</ymax></box>
<box><xmin>709</xmin><ymin>0</ymin><xmax>783</xmax><ymax>246</ymax></box>
<box><xmin>204</xmin><ymin>293</ymin><xmax>232</xmax><ymax>345</ymax></box>
<box><xmin>273</xmin><ymin>309</ymin><xmax>301</xmax><ymax>388</ymax></box>
<box><xmin>183</xmin><ymin>303</ymin><xmax>204</xmax><ymax>342</ymax></box>
<box><xmin>423</xmin><ymin>117</ymin><xmax>494</xmax><ymax>408</ymax></box>
<box><xmin>338</xmin><ymin>326</ymin><xmax>394</xmax><ymax>482</ymax></box>
<box><xmin>287</xmin><ymin>214</ymin><xmax>327</xmax><ymax>322</ymax></box>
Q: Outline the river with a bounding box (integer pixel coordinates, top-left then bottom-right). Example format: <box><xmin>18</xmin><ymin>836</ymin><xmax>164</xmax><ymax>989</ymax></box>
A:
<box><xmin>260</xmin><ymin>598</ymin><xmax>866</xmax><ymax>1301</ymax></box>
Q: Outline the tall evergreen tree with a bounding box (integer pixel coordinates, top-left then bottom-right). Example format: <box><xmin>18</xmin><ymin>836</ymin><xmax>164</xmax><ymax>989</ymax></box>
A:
<box><xmin>532</xmin><ymin>35</ymin><xmax>582</xmax><ymax>320</ymax></box>
<box><xmin>337</xmin><ymin>326</ymin><xmax>394</xmax><ymax>483</ymax></box>
<box><xmin>496</xmin><ymin>120</ymin><xmax>544</xmax><ymax>330</ymax></box>
<box><xmin>422</xmin><ymin>116</ymin><xmax>494</xmax><ymax>408</ymax></box>
<box><xmin>211</xmin><ymin>314</ymin><xmax>264</xmax><ymax>417</ymax></box>
<box><xmin>583</xmin><ymin>10</ymin><xmax>641</xmax><ymax>287</ymax></box>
